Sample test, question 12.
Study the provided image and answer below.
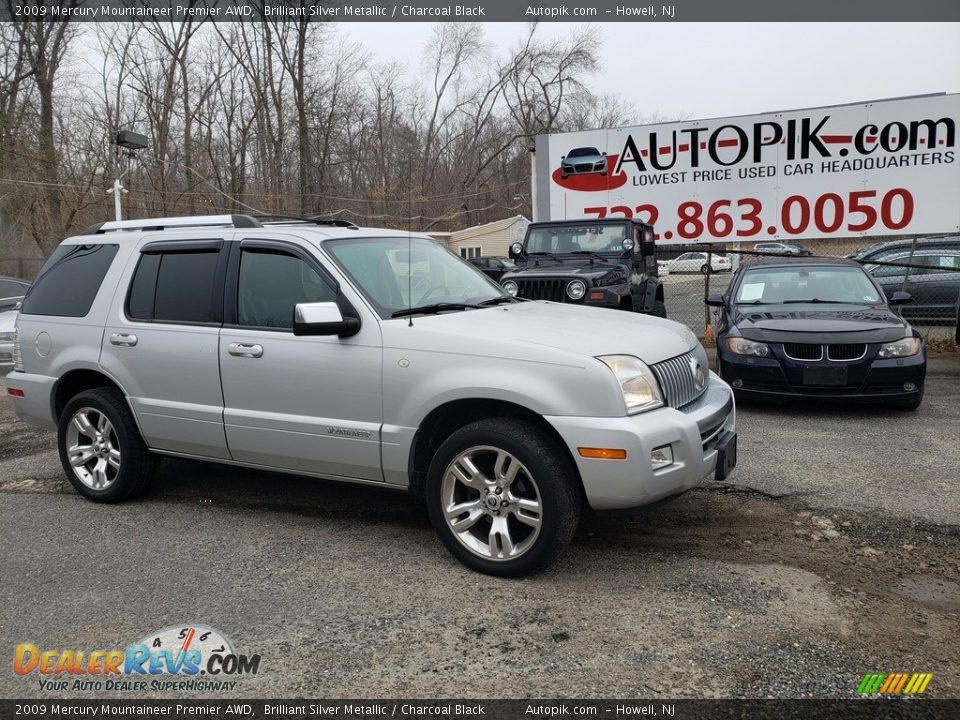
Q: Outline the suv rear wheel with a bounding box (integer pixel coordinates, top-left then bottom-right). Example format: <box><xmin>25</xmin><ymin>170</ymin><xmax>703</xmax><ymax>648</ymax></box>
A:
<box><xmin>426</xmin><ymin>418</ymin><xmax>581</xmax><ymax>577</ymax></box>
<box><xmin>57</xmin><ymin>388</ymin><xmax>155</xmax><ymax>502</ymax></box>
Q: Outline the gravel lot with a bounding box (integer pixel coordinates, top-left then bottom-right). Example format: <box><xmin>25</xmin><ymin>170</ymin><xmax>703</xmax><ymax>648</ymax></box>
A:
<box><xmin>0</xmin><ymin>357</ymin><xmax>958</xmax><ymax>700</ymax></box>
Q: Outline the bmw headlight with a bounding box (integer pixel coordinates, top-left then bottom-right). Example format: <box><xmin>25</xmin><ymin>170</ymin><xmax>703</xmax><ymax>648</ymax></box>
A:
<box><xmin>598</xmin><ymin>355</ymin><xmax>664</xmax><ymax>414</ymax></box>
<box><xmin>502</xmin><ymin>280</ymin><xmax>518</xmax><ymax>297</ymax></box>
<box><xmin>878</xmin><ymin>337</ymin><xmax>921</xmax><ymax>358</ymax></box>
<box><xmin>566</xmin><ymin>279</ymin><xmax>587</xmax><ymax>300</ymax></box>
<box><xmin>726</xmin><ymin>337</ymin><xmax>771</xmax><ymax>357</ymax></box>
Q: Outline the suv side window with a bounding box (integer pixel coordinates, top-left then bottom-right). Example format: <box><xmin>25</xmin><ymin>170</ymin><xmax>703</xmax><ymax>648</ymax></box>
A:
<box><xmin>21</xmin><ymin>244</ymin><xmax>119</xmax><ymax>317</ymax></box>
<box><xmin>126</xmin><ymin>248</ymin><xmax>221</xmax><ymax>324</ymax></box>
<box><xmin>237</xmin><ymin>249</ymin><xmax>336</xmax><ymax>329</ymax></box>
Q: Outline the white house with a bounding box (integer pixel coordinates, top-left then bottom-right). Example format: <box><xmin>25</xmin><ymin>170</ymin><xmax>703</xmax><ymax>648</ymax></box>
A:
<box><xmin>428</xmin><ymin>215</ymin><xmax>530</xmax><ymax>259</ymax></box>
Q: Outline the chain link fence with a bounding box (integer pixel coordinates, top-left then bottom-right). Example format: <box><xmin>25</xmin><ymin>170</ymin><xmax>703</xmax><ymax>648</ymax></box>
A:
<box><xmin>656</xmin><ymin>236</ymin><xmax>960</xmax><ymax>347</ymax></box>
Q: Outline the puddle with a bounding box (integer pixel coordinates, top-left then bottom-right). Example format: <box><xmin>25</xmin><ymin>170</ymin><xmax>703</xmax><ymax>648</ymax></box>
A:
<box><xmin>891</xmin><ymin>574</ymin><xmax>960</xmax><ymax>612</ymax></box>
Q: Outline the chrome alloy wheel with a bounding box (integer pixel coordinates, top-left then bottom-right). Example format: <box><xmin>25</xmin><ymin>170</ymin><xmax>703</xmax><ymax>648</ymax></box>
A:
<box><xmin>440</xmin><ymin>445</ymin><xmax>543</xmax><ymax>561</ymax></box>
<box><xmin>64</xmin><ymin>407</ymin><xmax>121</xmax><ymax>490</ymax></box>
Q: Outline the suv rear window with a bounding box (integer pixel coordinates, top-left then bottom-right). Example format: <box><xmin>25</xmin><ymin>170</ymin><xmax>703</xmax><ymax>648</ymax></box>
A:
<box><xmin>20</xmin><ymin>244</ymin><xmax>119</xmax><ymax>317</ymax></box>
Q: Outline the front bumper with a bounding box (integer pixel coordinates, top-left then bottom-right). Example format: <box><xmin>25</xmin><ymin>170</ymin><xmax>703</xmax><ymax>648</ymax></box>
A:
<box><xmin>718</xmin><ymin>343</ymin><xmax>926</xmax><ymax>402</ymax></box>
<box><xmin>546</xmin><ymin>374</ymin><xmax>736</xmax><ymax>510</ymax></box>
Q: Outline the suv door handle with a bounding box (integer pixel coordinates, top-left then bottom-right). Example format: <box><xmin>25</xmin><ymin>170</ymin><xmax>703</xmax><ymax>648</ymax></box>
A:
<box><xmin>110</xmin><ymin>333</ymin><xmax>138</xmax><ymax>347</ymax></box>
<box><xmin>228</xmin><ymin>343</ymin><xmax>263</xmax><ymax>358</ymax></box>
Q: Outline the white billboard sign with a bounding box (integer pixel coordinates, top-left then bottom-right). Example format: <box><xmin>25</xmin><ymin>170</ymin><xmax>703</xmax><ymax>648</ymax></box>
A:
<box><xmin>537</xmin><ymin>94</ymin><xmax>960</xmax><ymax>244</ymax></box>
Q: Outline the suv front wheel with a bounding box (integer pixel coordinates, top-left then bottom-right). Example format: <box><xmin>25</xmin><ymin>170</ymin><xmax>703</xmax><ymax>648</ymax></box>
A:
<box><xmin>426</xmin><ymin>418</ymin><xmax>581</xmax><ymax>577</ymax></box>
<box><xmin>57</xmin><ymin>388</ymin><xmax>155</xmax><ymax>502</ymax></box>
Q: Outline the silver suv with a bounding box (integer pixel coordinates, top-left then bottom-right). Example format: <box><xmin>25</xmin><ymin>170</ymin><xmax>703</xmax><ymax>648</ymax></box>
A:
<box><xmin>6</xmin><ymin>215</ymin><xmax>737</xmax><ymax>576</ymax></box>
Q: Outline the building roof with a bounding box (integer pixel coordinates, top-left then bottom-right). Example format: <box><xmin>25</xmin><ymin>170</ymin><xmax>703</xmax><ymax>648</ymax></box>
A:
<box><xmin>448</xmin><ymin>215</ymin><xmax>530</xmax><ymax>243</ymax></box>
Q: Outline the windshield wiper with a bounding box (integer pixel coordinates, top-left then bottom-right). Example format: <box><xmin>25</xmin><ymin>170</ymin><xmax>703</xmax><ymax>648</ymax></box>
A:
<box><xmin>391</xmin><ymin>302</ymin><xmax>481</xmax><ymax>318</ymax></box>
<box><xmin>782</xmin><ymin>299</ymin><xmax>852</xmax><ymax>304</ymax></box>
<box><xmin>478</xmin><ymin>296</ymin><xmax>519</xmax><ymax>306</ymax></box>
<box><xmin>735</xmin><ymin>300</ymin><xmax>765</xmax><ymax>305</ymax></box>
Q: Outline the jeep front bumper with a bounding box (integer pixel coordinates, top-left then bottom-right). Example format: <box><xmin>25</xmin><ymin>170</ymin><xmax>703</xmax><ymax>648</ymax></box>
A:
<box><xmin>545</xmin><ymin>373</ymin><xmax>736</xmax><ymax>510</ymax></box>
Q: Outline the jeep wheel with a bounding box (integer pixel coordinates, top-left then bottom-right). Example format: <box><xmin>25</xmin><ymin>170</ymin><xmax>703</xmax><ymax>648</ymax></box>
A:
<box><xmin>426</xmin><ymin>418</ymin><xmax>581</xmax><ymax>577</ymax></box>
<box><xmin>57</xmin><ymin>388</ymin><xmax>155</xmax><ymax>503</ymax></box>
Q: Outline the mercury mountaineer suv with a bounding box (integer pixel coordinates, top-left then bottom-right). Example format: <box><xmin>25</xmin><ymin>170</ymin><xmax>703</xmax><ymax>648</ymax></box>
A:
<box><xmin>6</xmin><ymin>215</ymin><xmax>736</xmax><ymax>577</ymax></box>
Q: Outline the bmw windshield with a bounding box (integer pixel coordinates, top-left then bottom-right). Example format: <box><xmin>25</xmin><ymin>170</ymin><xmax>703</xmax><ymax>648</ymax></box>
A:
<box><xmin>735</xmin><ymin>266</ymin><xmax>881</xmax><ymax>305</ymax></box>
<box><xmin>324</xmin><ymin>236</ymin><xmax>511</xmax><ymax>318</ymax></box>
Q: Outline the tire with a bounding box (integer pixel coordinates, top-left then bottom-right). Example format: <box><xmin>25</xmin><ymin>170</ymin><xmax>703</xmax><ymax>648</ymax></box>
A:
<box><xmin>700</xmin><ymin>264</ymin><xmax>709</xmax><ymax>274</ymax></box>
<box><xmin>425</xmin><ymin>418</ymin><xmax>581</xmax><ymax>577</ymax></box>
<box><xmin>651</xmin><ymin>300</ymin><xmax>667</xmax><ymax>318</ymax></box>
<box><xmin>57</xmin><ymin>387</ymin><xmax>156</xmax><ymax>503</ymax></box>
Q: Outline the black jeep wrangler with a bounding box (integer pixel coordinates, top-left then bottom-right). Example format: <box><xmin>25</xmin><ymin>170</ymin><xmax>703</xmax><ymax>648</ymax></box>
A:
<box><xmin>501</xmin><ymin>219</ymin><xmax>665</xmax><ymax>317</ymax></box>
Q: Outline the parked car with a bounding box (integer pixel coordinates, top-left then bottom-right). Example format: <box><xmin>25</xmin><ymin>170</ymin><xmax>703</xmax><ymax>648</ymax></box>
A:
<box><xmin>707</xmin><ymin>257</ymin><xmax>926</xmax><ymax>409</ymax></box>
<box><xmin>467</xmin><ymin>255</ymin><xmax>516</xmax><ymax>282</ymax></box>
<box><xmin>666</xmin><ymin>252</ymin><xmax>731</xmax><ymax>274</ymax></box>
<box><xmin>6</xmin><ymin>214</ymin><xmax>736</xmax><ymax>577</ymax></box>
<box><xmin>0</xmin><ymin>275</ymin><xmax>29</xmax><ymax>313</ymax></box>
<box><xmin>0</xmin><ymin>309</ymin><xmax>17</xmax><ymax>374</ymax></box>
<box><xmin>560</xmin><ymin>147</ymin><xmax>607</xmax><ymax>179</ymax></box>
<box><xmin>847</xmin><ymin>235</ymin><xmax>960</xmax><ymax>263</ymax></box>
<box><xmin>753</xmin><ymin>242</ymin><xmax>804</xmax><ymax>256</ymax></box>
<box><xmin>865</xmin><ymin>248</ymin><xmax>960</xmax><ymax>323</ymax></box>
<box><xmin>503</xmin><ymin>218</ymin><xmax>666</xmax><ymax>317</ymax></box>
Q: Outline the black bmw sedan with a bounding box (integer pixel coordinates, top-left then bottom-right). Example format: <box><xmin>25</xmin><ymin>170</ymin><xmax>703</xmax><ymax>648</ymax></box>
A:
<box><xmin>707</xmin><ymin>257</ymin><xmax>926</xmax><ymax>409</ymax></box>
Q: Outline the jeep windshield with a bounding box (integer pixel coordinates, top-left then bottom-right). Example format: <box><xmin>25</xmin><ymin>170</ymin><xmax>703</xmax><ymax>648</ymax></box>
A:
<box><xmin>525</xmin><ymin>223</ymin><xmax>632</xmax><ymax>256</ymax></box>
<box><xmin>324</xmin><ymin>236</ymin><xmax>512</xmax><ymax>318</ymax></box>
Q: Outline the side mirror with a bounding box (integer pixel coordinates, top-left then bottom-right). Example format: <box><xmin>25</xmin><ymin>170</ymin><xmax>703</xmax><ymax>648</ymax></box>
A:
<box><xmin>560</xmin><ymin>155</ymin><xmax>566</xmax><ymax>160</ymax></box>
<box><xmin>293</xmin><ymin>302</ymin><xmax>360</xmax><ymax>337</ymax></box>
<box><xmin>602</xmin><ymin>151</ymin><xmax>607</xmax><ymax>156</ymax></box>
<box><xmin>705</xmin><ymin>294</ymin><xmax>725</xmax><ymax>307</ymax></box>
<box><xmin>888</xmin><ymin>291</ymin><xmax>912</xmax><ymax>305</ymax></box>
<box><xmin>638</xmin><ymin>226</ymin><xmax>656</xmax><ymax>256</ymax></box>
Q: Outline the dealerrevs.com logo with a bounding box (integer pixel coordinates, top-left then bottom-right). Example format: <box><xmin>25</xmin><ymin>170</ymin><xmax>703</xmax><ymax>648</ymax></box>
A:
<box><xmin>14</xmin><ymin>624</ymin><xmax>261</xmax><ymax>693</ymax></box>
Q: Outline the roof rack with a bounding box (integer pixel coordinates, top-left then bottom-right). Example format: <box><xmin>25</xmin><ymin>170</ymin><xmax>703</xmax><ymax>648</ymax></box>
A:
<box><xmin>255</xmin><ymin>214</ymin><xmax>359</xmax><ymax>229</ymax></box>
<box><xmin>82</xmin><ymin>214</ymin><xmax>262</xmax><ymax>235</ymax></box>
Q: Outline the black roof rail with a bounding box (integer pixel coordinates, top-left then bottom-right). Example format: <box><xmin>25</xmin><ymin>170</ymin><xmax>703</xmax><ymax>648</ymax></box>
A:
<box><xmin>254</xmin><ymin>214</ymin><xmax>359</xmax><ymax>229</ymax></box>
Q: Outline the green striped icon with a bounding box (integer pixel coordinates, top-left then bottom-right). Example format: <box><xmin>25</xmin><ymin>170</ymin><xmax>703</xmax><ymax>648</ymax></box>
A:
<box><xmin>857</xmin><ymin>672</ymin><xmax>933</xmax><ymax>695</ymax></box>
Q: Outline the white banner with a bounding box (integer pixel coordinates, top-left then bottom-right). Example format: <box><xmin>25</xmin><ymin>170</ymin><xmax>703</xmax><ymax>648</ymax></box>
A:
<box><xmin>539</xmin><ymin>94</ymin><xmax>960</xmax><ymax>244</ymax></box>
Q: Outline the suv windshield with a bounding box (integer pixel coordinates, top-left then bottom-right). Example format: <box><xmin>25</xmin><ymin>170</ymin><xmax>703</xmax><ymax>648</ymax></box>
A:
<box><xmin>736</xmin><ymin>266</ymin><xmax>880</xmax><ymax>305</ymax></box>
<box><xmin>525</xmin><ymin>224</ymin><xmax>630</xmax><ymax>255</ymax></box>
<box><xmin>324</xmin><ymin>236</ymin><xmax>509</xmax><ymax>317</ymax></box>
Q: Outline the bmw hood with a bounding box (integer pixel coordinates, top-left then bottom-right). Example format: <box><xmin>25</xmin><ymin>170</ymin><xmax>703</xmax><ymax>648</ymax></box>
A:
<box><xmin>733</xmin><ymin>304</ymin><xmax>911</xmax><ymax>343</ymax></box>
<box><xmin>382</xmin><ymin>301</ymin><xmax>697</xmax><ymax>367</ymax></box>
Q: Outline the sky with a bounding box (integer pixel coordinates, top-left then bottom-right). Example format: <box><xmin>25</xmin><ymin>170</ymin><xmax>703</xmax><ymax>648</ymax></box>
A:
<box><xmin>339</xmin><ymin>22</ymin><xmax>960</xmax><ymax>122</ymax></box>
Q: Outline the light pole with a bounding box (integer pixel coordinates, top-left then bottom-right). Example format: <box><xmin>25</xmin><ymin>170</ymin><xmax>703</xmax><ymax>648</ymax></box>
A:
<box><xmin>109</xmin><ymin>130</ymin><xmax>148</xmax><ymax>222</ymax></box>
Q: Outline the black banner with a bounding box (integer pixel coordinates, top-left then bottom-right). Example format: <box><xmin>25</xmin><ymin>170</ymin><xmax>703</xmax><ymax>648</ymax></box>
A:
<box><xmin>1</xmin><ymin>700</ymin><xmax>958</xmax><ymax>720</ymax></box>
<box><xmin>1</xmin><ymin>0</ymin><xmax>959</xmax><ymax>23</ymax></box>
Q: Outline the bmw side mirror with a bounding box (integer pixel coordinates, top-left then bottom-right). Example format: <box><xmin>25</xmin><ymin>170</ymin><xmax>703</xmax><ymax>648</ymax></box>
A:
<box><xmin>888</xmin><ymin>291</ymin><xmax>912</xmax><ymax>305</ymax></box>
<box><xmin>705</xmin><ymin>294</ymin><xmax>725</xmax><ymax>307</ymax></box>
<box><xmin>293</xmin><ymin>301</ymin><xmax>360</xmax><ymax>337</ymax></box>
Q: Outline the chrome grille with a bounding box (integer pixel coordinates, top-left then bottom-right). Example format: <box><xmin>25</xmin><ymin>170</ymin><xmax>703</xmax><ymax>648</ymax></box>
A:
<box><xmin>783</xmin><ymin>343</ymin><xmax>823</xmax><ymax>361</ymax></box>
<box><xmin>651</xmin><ymin>349</ymin><xmax>709</xmax><ymax>409</ymax></box>
<box><xmin>828</xmin><ymin>344</ymin><xmax>867</xmax><ymax>361</ymax></box>
<box><xmin>516</xmin><ymin>278</ymin><xmax>568</xmax><ymax>303</ymax></box>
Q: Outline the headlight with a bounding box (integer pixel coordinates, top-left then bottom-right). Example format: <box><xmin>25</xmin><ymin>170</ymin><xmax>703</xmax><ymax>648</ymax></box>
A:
<box><xmin>598</xmin><ymin>355</ymin><xmax>664</xmax><ymax>414</ymax></box>
<box><xmin>566</xmin><ymin>280</ymin><xmax>586</xmax><ymax>300</ymax></box>
<box><xmin>726</xmin><ymin>337</ymin><xmax>771</xmax><ymax>357</ymax></box>
<box><xmin>502</xmin><ymin>280</ymin><xmax>518</xmax><ymax>296</ymax></box>
<box><xmin>0</xmin><ymin>332</ymin><xmax>14</xmax><ymax>342</ymax></box>
<box><xmin>878</xmin><ymin>337</ymin><xmax>921</xmax><ymax>358</ymax></box>
<box><xmin>621</xmin><ymin>238</ymin><xmax>635</xmax><ymax>251</ymax></box>
<box><xmin>510</xmin><ymin>242</ymin><xmax>523</xmax><ymax>256</ymax></box>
